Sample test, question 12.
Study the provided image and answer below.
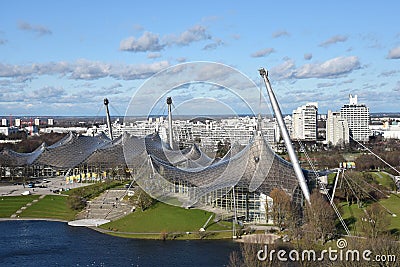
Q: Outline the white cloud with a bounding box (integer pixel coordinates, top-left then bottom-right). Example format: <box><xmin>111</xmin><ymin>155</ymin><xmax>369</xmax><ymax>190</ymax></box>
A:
<box><xmin>147</xmin><ymin>52</ymin><xmax>162</xmax><ymax>59</ymax></box>
<box><xmin>166</xmin><ymin>25</ymin><xmax>211</xmax><ymax>46</ymax></box>
<box><xmin>269</xmin><ymin>59</ymin><xmax>296</xmax><ymax>80</ymax></box>
<box><xmin>119</xmin><ymin>31</ymin><xmax>165</xmax><ymax>52</ymax></box>
<box><xmin>295</xmin><ymin>56</ymin><xmax>360</xmax><ymax>78</ymax></box>
<box><xmin>120</xmin><ymin>25</ymin><xmax>213</xmax><ymax>53</ymax></box>
<box><xmin>270</xmin><ymin>56</ymin><xmax>361</xmax><ymax>80</ymax></box>
<box><xmin>203</xmin><ymin>39</ymin><xmax>224</xmax><ymax>50</ymax></box>
<box><xmin>387</xmin><ymin>46</ymin><xmax>400</xmax><ymax>59</ymax></box>
<box><xmin>251</xmin><ymin>48</ymin><xmax>275</xmax><ymax>58</ymax></box>
<box><xmin>304</xmin><ymin>53</ymin><xmax>313</xmax><ymax>60</ymax></box>
<box><xmin>272</xmin><ymin>30</ymin><xmax>289</xmax><ymax>38</ymax></box>
<box><xmin>18</xmin><ymin>21</ymin><xmax>52</xmax><ymax>36</ymax></box>
<box><xmin>319</xmin><ymin>35</ymin><xmax>348</xmax><ymax>47</ymax></box>
<box><xmin>0</xmin><ymin>60</ymin><xmax>170</xmax><ymax>81</ymax></box>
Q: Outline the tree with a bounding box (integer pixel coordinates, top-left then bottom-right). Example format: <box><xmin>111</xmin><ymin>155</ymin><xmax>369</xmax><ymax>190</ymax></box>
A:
<box><xmin>304</xmin><ymin>190</ymin><xmax>337</xmax><ymax>244</ymax></box>
<box><xmin>359</xmin><ymin>203</ymin><xmax>391</xmax><ymax>238</ymax></box>
<box><xmin>269</xmin><ymin>188</ymin><xmax>291</xmax><ymax>231</ymax></box>
<box><xmin>131</xmin><ymin>187</ymin><xmax>155</xmax><ymax>211</ymax></box>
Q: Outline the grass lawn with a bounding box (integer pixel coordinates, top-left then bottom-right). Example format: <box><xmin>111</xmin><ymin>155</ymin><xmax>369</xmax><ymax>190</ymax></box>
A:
<box><xmin>19</xmin><ymin>195</ymin><xmax>78</xmax><ymax>221</ymax></box>
<box><xmin>379</xmin><ymin>194</ymin><xmax>400</xmax><ymax>233</ymax></box>
<box><xmin>0</xmin><ymin>195</ymin><xmax>40</xmax><ymax>217</ymax></box>
<box><xmin>107</xmin><ymin>231</ymin><xmax>233</xmax><ymax>240</ymax></box>
<box><xmin>339</xmin><ymin>193</ymin><xmax>400</xmax><ymax>235</ymax></box>
<box><xmin>338</xmin><ymin>202</ymin><xmax>365</xmax><ymax>232</ymax></box>
<box><xmin>368</xmin><ymin>171</ymin><xmax>396</xmax><ymax>190</ymax></box>
<box><xmin>101</xmin><ymin>201</ymin><xmax>229</xmax><ymax>234</ymax></box>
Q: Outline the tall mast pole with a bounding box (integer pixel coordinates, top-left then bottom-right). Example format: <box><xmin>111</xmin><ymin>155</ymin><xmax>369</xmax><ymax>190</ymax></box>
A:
<box><xmin>104</xmin><ymin>98</ymin><xmax>113</xmax><ymax>140</ymax></box>
<box><xmin>167</xmin><ymin>97</ymin><xmax>174</xmax><ymax>149</ymax></box>
<box><xmin>259</xmin><ymin>68</ymin><xmax>310</xmax><ymax>204</ymax></box>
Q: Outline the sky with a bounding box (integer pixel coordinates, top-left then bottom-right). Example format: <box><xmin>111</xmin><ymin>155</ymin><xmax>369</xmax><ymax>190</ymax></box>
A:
<box><xmin>1</xmin><ymin>0</ymin><xmax>400</xmax><ymax>117</ymax></box>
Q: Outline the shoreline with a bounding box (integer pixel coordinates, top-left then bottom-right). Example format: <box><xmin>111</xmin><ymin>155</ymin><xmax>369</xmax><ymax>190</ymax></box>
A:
<box><xmin>0</xmin><ymin>217</ymin><xmax>237</xmax><ymax>241</ymax></box>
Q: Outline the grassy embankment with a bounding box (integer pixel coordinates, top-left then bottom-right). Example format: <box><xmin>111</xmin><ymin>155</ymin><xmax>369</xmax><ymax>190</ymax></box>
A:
<box><xmin>0</xmin><ymin>184</ymin><xmax>232</xmax><ymax>240</ymax></box>
<box><xmin>101</xmin><ymin>201</ymin><xmax>233</xmax><ymax>240</ymax></box>
<box><xmin>0</xmin><ymin>195</ymin><xmax>40</xmax><ymax>217</ymax></box>
<box><xmin>336</xmin><ymin>171</ymin><xmax>400</xmax><ymax>235</ymax></box>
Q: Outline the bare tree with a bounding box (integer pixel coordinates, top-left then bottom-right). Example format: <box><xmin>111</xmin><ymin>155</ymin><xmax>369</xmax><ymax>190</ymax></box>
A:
<box><xmin>304</xmin><ymin>190</ymin><xmax>337</xmax><ymax>244</ymax></box>
<box><xmin>359</xmin><ymin>203</ymin><xmax>391</xmax><ymax>238</ymax></box>
<box><xmin>269</xmin><ymin>188</ymin><xmax>291</xmax><ymax>231</ymax></box>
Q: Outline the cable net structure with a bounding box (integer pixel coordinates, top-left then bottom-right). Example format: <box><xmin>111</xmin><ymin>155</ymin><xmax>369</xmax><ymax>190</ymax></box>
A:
<box><xmin>123</xmin><ymin>130</ymin><xmax>312</xmax><ymax>208</ymax></box>
<box><xmin>0</xmin><ymin>129</ymin><xmax>313</xmax><ymax>210</ymax></box>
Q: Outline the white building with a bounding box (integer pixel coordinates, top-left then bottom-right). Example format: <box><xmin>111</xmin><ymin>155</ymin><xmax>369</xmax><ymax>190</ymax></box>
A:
<box><xmin>0</xmin><ymin>126</ymin><xmax>19</xmax><ymax>136</ymax></box>
<box><xmin>340</xmin><ymin>95</ymin><xmax>370</xmax><ymax>142</ymax></box>
<box><xmin>1</xmin><ymin>119</ymin><xmax>8</xmax><ymax>126</ymax></box>
<box><xmin>15</xmin><ymin>119</ymin><xmax>21</xmax><ymax>127</ymax></box>
<box><xmin>291</xmin><ymin>102</ymin><xmax>318</xmax><ymax>141</ymax></box>
<box><xmin>326</xmin><ymin>110</ymin><xmax>349</xmax><ymax>146</ymax></box>
<box><xmin>34</xmin><ymin>118</ymin><xmax>40</xmax><ymax>126</ymax></box>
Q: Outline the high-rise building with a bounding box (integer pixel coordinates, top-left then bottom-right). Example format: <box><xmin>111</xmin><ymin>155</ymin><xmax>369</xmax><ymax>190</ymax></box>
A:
<box><xmin>291</xmin><ymin>102</ymin><xmax>318</xmax><ymax>141</ymax></box>
<box><xmin>326</xmin><ymin>110</ymin><xmax>349</xmax><ymax>146</ymax></box>
<box><xmin>340</xmin><ymin>94</ymin><xmax>370</xmax><ymax>142</ymax></box>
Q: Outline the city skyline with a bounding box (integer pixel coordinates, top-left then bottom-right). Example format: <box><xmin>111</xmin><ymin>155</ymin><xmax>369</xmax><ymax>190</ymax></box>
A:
<box><xmin>1</xmin><ymin>1</ymin><xmax>400</xmax><ymax>116</ymax></box>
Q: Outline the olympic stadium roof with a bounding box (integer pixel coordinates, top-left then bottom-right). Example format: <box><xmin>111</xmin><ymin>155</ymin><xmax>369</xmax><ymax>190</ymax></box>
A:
<box><xmin>0</xmin><ymin>130</ymin><xmax>312</xmax><ymax>207</ymax></box>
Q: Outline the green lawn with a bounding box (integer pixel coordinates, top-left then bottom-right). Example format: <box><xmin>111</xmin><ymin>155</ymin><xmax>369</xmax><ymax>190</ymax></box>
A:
<box><xmin>339</xmin><ymin>193</ymin><xmax>400</xmax><ymax>235</ymax></box>
<box><xmin>0</xmin><ymin>195</ymin><xmax>40</xmax><ymax>217</ymax></box>
<box><xmin>19</xmin><ymin>195</ymin><xmax>77</xmax><ymax>221</ymax></box>
<box><xmin>338</xmin><ymin>202</ymin><xmax>365</xmax><ymax>232</ymax></box>
<box><xmin>379</xmin><ymin>194</ymin><xmax>400</xmax><ymax>232</ymax></box>
<box><xmin>369</xmin><ymin>171</ymin><xmax>396</xmax><ymax>190</ymax></box>
<box><xmin>101</xmin><ymin>201</ymin><xmax>229</xmax><ymax>233</ymax></box>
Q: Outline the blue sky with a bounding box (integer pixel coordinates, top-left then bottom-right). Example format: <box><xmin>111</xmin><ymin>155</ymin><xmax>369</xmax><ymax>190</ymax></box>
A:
<box><xmin>1</xmin><ymin>0</ymin><xmax>400</xmax><ymax>116</ymax></box>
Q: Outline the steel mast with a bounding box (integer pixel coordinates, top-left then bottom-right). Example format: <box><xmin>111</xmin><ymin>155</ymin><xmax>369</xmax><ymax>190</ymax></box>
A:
<box><xmin>167</xmin><ymin>97</ymin><xmax>174</xmax><ymax>149</ymax></box>
<box><xmin>104</xmin><ymin>98</ymin><xmax>113</xmax><ymax>140</ymax></box>
<box><xmin>259</xmin><ymin>68</ymin><xmax>311</xmax><ymax>203</ymax></box>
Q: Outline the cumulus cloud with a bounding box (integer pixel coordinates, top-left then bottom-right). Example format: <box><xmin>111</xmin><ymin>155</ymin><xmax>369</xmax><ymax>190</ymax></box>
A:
<box><xmin>166</xmin><ymin>25</ymin><xmax>211</xmax><ymax>46</ymax></box>
<box><xmin>120</xmin><ymin>25</ymin><xmax>213</xmax><ymax>52</ymax></box>
<box><xmin>295</xmin><ymin>56</ymin><xmax>360</xmax><ymax>78</ymax></box>
<box><xmin>119</xmin><ymin>31</ymin><xmax>165</xmax><ymax>52</ymax></box>
<box><xmin>270</xmin><ymin>56</ymin><xmax>361</xmax><ymax>80</ymax></box>
<box><xmin>272</xmin><ymin>30</ymin><xmax>290</xmax><ymax>38</ymax></box>
<box><xmin>0</xmin><ymin>60</ymin><xmax>170</xmax><ymax>81</ymax></box>
<box><xmin>319</xmin><ymin>35</ymin><xmax>348</xmax><ymax>47</ymax></box>
<box><xmin>147</xmin><ymin>52</ymin><xmax>162</xmax><ymax>59</ymax></box>
<box><xmin>251</xmin><ymin>48</ymin><xmax>275</xmax><ymax>58</ymax></box>
<box><xmin>269</xmin><ymin>59</ymin><xmax>296</xmax><ymax>80</ymax></box>
<box><xmin>203</xmin><ymin>39</ymin><xmax>224</xmax><ymax>50</ymax></box>
<box><xmin>31</xmin><ymin>86</ymin><xmax>66</xmax><ymax>99</ymax></box>
<box><xmin>304</xmin><ymin>53</ymin><xmax>313</xmax><ymax>60</ymax></box>
<box><xmin>387</xmin><ymin>46</ymin><xmax>400</xmax><ymax>59</ymax></box>
<box><xmin>18</xmin><ymin>21</ymin><xmax>52</xmax><ymax>36</ymax></box>
<box><xmin>176</xmin><ymin>57</ymin><xmax>186</xmax><ymax>63</ymax></box>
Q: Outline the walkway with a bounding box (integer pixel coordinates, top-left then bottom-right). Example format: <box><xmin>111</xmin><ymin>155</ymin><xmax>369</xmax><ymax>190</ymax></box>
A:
<box><xmin>77</xmin><ymin>189</ymin><xmax>132</xmax><ymax>221</ymax></box>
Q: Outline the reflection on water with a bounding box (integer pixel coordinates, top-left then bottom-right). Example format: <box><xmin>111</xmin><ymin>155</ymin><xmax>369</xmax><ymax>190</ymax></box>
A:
<box><xmin>0</xmin><ymin>220</ymin><xmax>238</xmax><ymax>266</ymax></box>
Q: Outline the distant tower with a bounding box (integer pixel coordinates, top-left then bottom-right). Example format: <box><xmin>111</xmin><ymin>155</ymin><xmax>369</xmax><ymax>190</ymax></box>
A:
<box><xmin>104</xmin><ymin>98</ymin><xmax>113</xmax><ymax>140</ymax></box>
<box><xmin>340</xmin><ymin>94</ymin><xmax>370</xmax><ymax>142</ymax></box>
<box><xmin>167</xmin><ymin>97</ymin><xmax>174</xmax><ymax>149</ymax></box>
